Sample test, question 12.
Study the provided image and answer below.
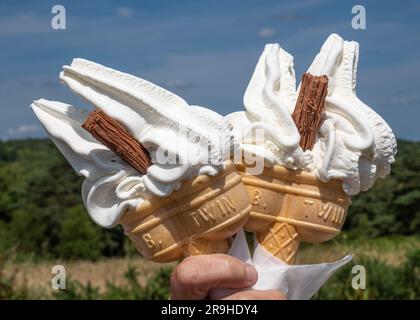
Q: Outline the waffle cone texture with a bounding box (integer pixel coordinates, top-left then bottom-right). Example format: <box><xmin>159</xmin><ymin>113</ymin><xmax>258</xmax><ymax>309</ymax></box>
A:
<box><xmin>119</xmin><ymin>161</ymin><xmax>251</xmax><ymax>263</ymax></box>
<box><xmin>237</xmin><ymin>163</ymin><xmax>351</xmax><ymax>264</ymax></box>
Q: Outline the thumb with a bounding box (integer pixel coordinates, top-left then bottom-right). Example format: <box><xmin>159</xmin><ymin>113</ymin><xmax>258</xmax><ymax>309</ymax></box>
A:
<box><xmin>170</xmin><ymin>254</ymin><xmax>258</xmax><ymax>300</ymax></box>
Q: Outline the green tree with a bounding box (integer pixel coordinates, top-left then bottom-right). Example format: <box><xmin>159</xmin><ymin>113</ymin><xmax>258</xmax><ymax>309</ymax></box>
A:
<box><xmin>56</xmin><ymin>206</ymin><xmax>104</xmax><ymax>260</ymax></box>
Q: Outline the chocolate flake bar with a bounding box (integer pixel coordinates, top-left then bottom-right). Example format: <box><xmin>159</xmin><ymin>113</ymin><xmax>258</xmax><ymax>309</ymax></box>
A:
<box><xmin>292</xmin><ymin>73</ymin><xmax>329</xmax><ymax>151</ymax></box>
<box><xmin>82</xmin><ymin>109</ymin><xmax>152</xmax><ymax>174</ymax></box>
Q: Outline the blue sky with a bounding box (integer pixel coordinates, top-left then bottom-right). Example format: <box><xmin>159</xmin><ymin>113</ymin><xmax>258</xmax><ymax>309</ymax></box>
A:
<box><xmin>1</xmin><ymin>0</ymin><xmax>419</xmax><ymax>140</ymax></box>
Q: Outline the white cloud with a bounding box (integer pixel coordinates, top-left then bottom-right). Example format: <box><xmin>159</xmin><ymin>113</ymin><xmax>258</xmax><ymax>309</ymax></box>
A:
<box><xmin>0</xmin><ymin>13</ymin><xmax>49</xmax><ymax>36</ymax></box>
<box><xmin>8</xmin><ymin>125</ymin><xmax>41</xmax><ymax>135</ymax></box>
<box><xmin>164</xmin><ymin>80</ymin><xmax>195</xmax><ymax>90</ymax></box>
<box><xmin>258</xmin><ymin>27</ymin><xmax>275</xmax><ymax>38</ymax></box>
<box><xmin>116</xmin><ymin>7</ymin><xmax>135</xmax><ymax>18</ymax></box>
<box><xmin>390</xmin><ymin>95</ymin><xmax>420</xmax><ymax>105</ymax></box>
<box><xmin>145</xmin><ymin>49</ymin><xmax>257</xmax><ymax>115</ymax></box>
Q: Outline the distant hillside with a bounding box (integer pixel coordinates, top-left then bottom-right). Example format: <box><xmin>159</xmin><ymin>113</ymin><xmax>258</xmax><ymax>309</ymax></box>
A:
<box><xmin>0</xmin><ymin>139</ymin><xmax>419</xmax><ymax>259</ymax></box>
<box><xmin>0</xmin><ymin>139</ymin><xmax>125</xmax><ymax>260</ymax></box>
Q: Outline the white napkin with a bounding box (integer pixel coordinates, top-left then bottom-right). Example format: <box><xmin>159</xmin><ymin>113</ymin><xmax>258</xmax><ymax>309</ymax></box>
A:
<box><xmin>210</xmin><ymin>229</ymin><xmax>352</xmax><ymax>300</ymax></box>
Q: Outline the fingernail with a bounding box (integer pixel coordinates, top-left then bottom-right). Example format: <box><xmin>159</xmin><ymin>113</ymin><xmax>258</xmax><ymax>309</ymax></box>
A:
<box><xmin>245</xmin><ymin>264</ymin><xmax>258</xmax><ymax>285</ymax></box>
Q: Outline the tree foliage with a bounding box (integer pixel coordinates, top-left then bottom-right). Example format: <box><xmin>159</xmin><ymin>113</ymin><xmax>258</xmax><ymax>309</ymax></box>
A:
<box><xmin>345</xmin><ymin>140</ymin><xmax>420</xmax><ymax>238</ymax></box>
<box><xmin>0</xmin><ymin>138</ymin><xmax>418</xmax><ymax>259</ymax></box>
<box><xmin>0</xmin><ymin>139</ymin><xmax>124</xmax><ymax>260</ymax></box>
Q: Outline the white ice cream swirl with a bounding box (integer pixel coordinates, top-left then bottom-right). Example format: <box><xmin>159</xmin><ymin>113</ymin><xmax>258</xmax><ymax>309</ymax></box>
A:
<box><xmin>227</xmin><ymin>43</ymin><xmax>312</xmax><ymax>170</ymax></box>
<box><xmin>32</xmin><ymin>59</ymin><xmax>233</xmax><ymax>228</ymax></box>
<box><xmin>227</xmin><ymin>33</ymin><xmax>397</xmax><ymax>195</ymax></box>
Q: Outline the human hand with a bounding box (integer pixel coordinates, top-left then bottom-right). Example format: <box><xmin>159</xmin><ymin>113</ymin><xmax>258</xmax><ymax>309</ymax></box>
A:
<box><xmin>170</xmin><ymin>254</ymin><xmax>286</xmax><ymax>300</ymax></box>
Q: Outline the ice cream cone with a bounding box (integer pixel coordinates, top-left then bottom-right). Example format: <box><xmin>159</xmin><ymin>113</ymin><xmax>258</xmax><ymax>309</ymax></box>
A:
<box><xmin>119</xmin><ymin>161</ymin><xmax>251</xmax><ymax>263</ymax></box>
<box><xmin>237</xmin><ymin>163</ymin><xmax>351</xmax><ymax>264</ymax></box>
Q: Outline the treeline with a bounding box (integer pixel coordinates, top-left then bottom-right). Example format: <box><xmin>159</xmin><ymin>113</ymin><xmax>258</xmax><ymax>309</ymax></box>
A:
<box><xmin>0</xmin><ymin>139</ymin><xmax>126</xmax><ymax>260</ymax></box>
<box><xmin>0</xmin><ymin>139</ymin><xmax>419</xmax><ymax>260</ymax></box>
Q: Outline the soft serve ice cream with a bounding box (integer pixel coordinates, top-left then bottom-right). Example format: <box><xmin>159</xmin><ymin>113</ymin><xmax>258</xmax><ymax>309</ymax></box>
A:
<box><xmin>227</xmin><ymin>43</ymin><xmax>312</xmax><ymax>171</ymax></box>
<box><xmin>227</xmin><ymin>33</ymin><xmax>397</xmax><ymax>195</ymax></box>
<box><xmin>30</xmin><ymin>34</ymin><xmax>398</xmax><ymax>298</ymax></box>
<box><xmin>218</xmin><ymin>33</ymin><xmax>398</xmax><ymax>299</ymax></box>
<box><xmin>32</xmin><ymin>58</ymin><xmax>235</xmax><ymax>228</ymax></box>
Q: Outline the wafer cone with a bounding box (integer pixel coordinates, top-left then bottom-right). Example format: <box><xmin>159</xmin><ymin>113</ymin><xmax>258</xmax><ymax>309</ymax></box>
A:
<box><xmin>119</xmin><ymin>161</ymin><xmax>251</xmax><ymax>263</ymax></box>
<box><xmin>237</xmin><ymin>163</ymin><xmax>351</xmax><ymax>264</ymax></box>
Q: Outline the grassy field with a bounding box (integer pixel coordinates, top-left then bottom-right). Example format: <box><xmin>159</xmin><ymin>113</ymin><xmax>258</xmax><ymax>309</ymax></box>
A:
<box><xmin>3</xmin><ymin>256</ymin><xmax>172</xmax><ymax>298</ymax></box>
<box><xmin>296</xmin><ymin>234</ymin><xmax>420</xmax><ymax>266</ymax></box>
<box><xmin>2</xmin><ymin>234</ymin><xmax>418</xmax><ymax>299</ymax></box>
<box><xmin>1</xmin><ymin>139</ymin><xmax>418</xmax><ymax>299</ymax></box>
